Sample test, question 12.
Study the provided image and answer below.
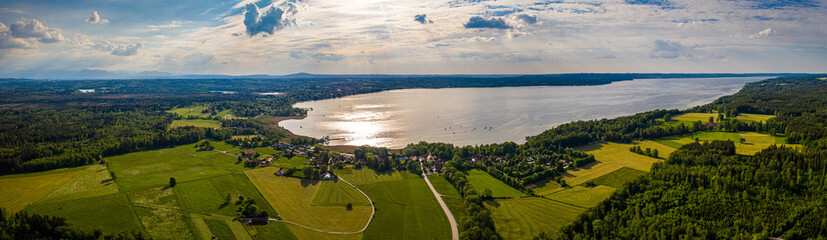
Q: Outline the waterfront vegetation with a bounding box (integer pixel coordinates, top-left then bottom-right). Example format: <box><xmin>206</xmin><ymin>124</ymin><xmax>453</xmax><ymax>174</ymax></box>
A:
<box><xmin>0</xmin><ymin>74</ymin><xmax>825</xmax><ymax>239</ymax></box>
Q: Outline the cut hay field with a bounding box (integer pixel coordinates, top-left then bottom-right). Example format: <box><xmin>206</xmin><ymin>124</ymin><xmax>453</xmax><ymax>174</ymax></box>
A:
<box><xmin>0</xmin><ymin>168</ymin><xmax>81</xmax><ymax>212</ymax></box>
<box><xmin>311</xmin><ymin>180</ymin><xmax>371</xmax><ymax>206</ymax></box>
<box><xmin>546</xmin><ymin>185</ymin><xmax>616</xmax><ymax>208</ymax></box>
<box><xmin>671</xmin><ymin>112</ymin><xmax>774</xmax><ymax>123</ymax></box>
<box><xmin>170</xmin><ymin>119</ymin><xmax>221</xmax><ymax>129</ymax></box>
<box><xmin>465</xmin><ymin>169</ymin><xmax>526</xmax><ymax>198</ymax></box>
<box><xmin>246</xmin><ymin>168</ymin><xmax>371</xmax><ymax>235</ymax></box>
<box><xmin>357</xmin><ymin>171</ymin><xmax>451</xmax><ymax>240</ymax></box>
<box><xmin>486</xmin><ymin>197</ymin><xmax>585</xmax><ymax>240</ymax></box>
<box><xmin>271</xmin><ymin>156</ymin><xmax>310</xmax><ymax>169</ymax></box>
<box><xmin>589</xmin><ymin>167</ymin><xmax>647</xmax><ymax>188</ymax></box>
<box><xmin>563</xmin><ymin>141</ymin><xmax>666</xmax><ymax>187</ymax></box>
<box><xmin>167</xmin><ymin>106</ymin><xmax>236</xmax><ymax>119</ymax></box>
<box><xmin>36</xmin><ymin>164</ymin><xmax>119</xmax><ymax>204</ymax></box>
<box><xmin>106</xmin><ymin>148</ymin><xmax>230</xmax><ymax>191</ymax></box>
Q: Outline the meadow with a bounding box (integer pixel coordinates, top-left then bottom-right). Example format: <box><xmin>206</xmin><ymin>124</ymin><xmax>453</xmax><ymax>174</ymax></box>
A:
<box><xmin>356</xmin><ymin>171</ymin><xmax>451</xmax><ymax>240</ymax></box>
<box><xmin>465</xmin><ymin>169</ymin><xmax>526</xmax><ymax>198</ymax></box>
<box><xmin>106</xmin><ymin>148</ymin><xmax>230</xmax><ymax>191</ymax></box>
<box><xmin>246</xmin><ymin>168</ymin><xmax>372</xmax><ymax>235</ymax></box>
<box><xmin>36</xmin><ymin>165</ymin><xmax>119</xmax><ymax>204</ymax></box>
<box><xmin>25</xmin><ymin>193</ymin><xmax>145</xmax><ymax>234</ymax></box>
<box><xmin>486</xmin><ymin>197</ymin><xmax>585</xmax><ymax>240</ymax></box>
<box><xmin>170</xmin><ymin>119</ymin><xmax>222</xmax><ymax>129</ymax></box>
<box><xmin>546</xmin><ymin>185</ymin><xmax>616</xmax><ymax>208</ymax></box>
<box><xmin>0</xmin><ymin>168</ymin><xmax>81</xmax><ymax>213</ymax></box>
<box><xmin>653</xmin><ymin>131</ymin><xmax>802</xmax><ymax>155</ymax></box>
<box><xmin>427</xmin><ymin>174</ymin><xmax>462</xmax><ymax>198</ymax></box>
<box><xmin>311</xmin><ymin>180</ymin><xmax>371</xmax><ymax>206</ymax></box>
<box><xmin>167</xmin><ymin>106</ymin><xmax>237</xmax><ymax>119</ymax></box>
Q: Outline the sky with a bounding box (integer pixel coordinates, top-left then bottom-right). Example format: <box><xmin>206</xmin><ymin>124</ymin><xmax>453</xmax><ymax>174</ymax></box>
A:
<box><xmin>0</xmin><ymin>0</ymin><xmax>825</xmax><ymax>76</ymax></box>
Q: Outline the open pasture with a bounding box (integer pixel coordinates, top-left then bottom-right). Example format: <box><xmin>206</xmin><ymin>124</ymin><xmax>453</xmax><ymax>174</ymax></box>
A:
<box><xmin>427</xmin><ymin>174</ymin><xmax>462</xmax><ymax>198</ymax></box>
<box><xmin>0</xmin><ymin>168</ymin><xmax>81</xmax><ymax>213</ymax></box>
<box><xmin>25</xmin><ymin>193</ymin><xmax>144</xmax><ymax>235</ymax></box>
<box><xmin>588</xmin><ymin>167</ymin><xmax>647</xmax><ymax>188</ymax></box>
<box><xmin>37</xmin><ymin>164</ymin><xmax>119</xmax><ymax>204</ymax></box>
<box><xmin>358</xmin><ymin>172</ymin><xmax>451</xmax><ymax>240</ymax></box>
<box><xmin>334</xmin><ymin>167</ymin><xmax>403</xmax><ymax>185</ymax></box>
<box><xmin>311</xmin><ymin>180</ymin><xmax>371</xmax><ymax>206</ymax></box>
<box><xmin>465</xmin><ymin>169</ymin><xmax>526</xmax><ymax>198</ymax></box>
<box><xmin>654</xmin><ymin>131</ymin><xmax>802</xmax><ymax>155</ymax></box>
<box><xmin>170</xmin><ymin>119</ymin><xmax>221</xmax><ymax>129</ymax></box>
<box><xmin>246</xmin><ymin>168</ymin><xmax>371</xmax><ymax>234</ymax></box>
<box><xmin>106</xmin><ymin>148</ymin><xmax>229</xmax><ymax>191</ymax></box>
<box><xmin>486</xmin><ymin>197</ymin><xmax>585</xmax><ymax>240</ymax></box>
<box><xmin>566</xmin><ymin>141</ymin><xmax>662</xmax><ymax>187</ymax></box>
<box><xmin>546</xmin><ymin>185</ymin><xmax>616</xmax><ymax>208</ymax></box>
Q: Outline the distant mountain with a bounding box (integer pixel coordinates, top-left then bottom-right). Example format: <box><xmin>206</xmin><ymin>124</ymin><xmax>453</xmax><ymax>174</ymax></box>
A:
<box><xmin>0</xmin><ymin>69</ymin><xmax>808</xmax><ymax>80</ymax></box>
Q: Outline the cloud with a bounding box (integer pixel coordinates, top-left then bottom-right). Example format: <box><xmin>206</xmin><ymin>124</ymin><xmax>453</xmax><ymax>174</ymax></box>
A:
<box><xmin>464</xmin><ymin>16</ymin><xmax>511</xmax><ymax>29</ymax></box>
<box><xmin>749</xmin><ymin>28</ymin><xmax>775</xmax><ymax>38</ymax></box>
<box><xmin>290</xmin><ymin>51</ymin><xmax>343</xmax><ymax>61</ymax></box>
<box><xmin>625</xmin><ymin>0</ymin><xmax>680</xmax><ymax>9</ymax></box>
<box><xmin>0</xmin><ymin>23</ymin><xmax>32</xmax><ymax>49</ymax></box>
<box><xmin>243</xmin><ymin>1</ymin><xmax>300</xmax><ymax>37</ymax></box>
<box><xmin>515</xmin><ymin>14</ymin><xmax>537</xmax><ymax>24</ymax></box>
<box><xmin>9</xmin><ymin>19</ymin><xmax>63</xmax><ymax>43</ymax></box>
<box><xmin>148</xmin><ymin>21</ymin><xmax>183</xmax><ymax>31</ymax></box>
<box><xmin>414</xmin><ymin>14</ymin><xmax>432</xmax><ymax>24</ymax></box>
<box><xmin>110</xmin><ymin>42</ymin><xmax>143</xmax><ymax>56</ymax></box>
<box><xmin>650</xmin><ymin>40</ymin><xmax>692</xmax><ymax>59</ymax></box>
<box><xmin>86</xmin><ymin>11</ymin><xmax>109</xmax><ymax>24</ymax></box>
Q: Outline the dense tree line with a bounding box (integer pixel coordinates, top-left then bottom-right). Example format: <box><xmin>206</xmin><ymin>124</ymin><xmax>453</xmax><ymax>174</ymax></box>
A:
<box><xmin>544</xmin><ymin>140</ymin><xmax>827</xmax><ymax>239</ymax></box>
<box><xmin>441</xmin><ymin>162</ymin><xmax>503</xmax><ymax>240</ymax></box>
<box><xmin>0</xmin><ymin>208</ymin><xmax>148</xmax><ymax>240</ymax></box>
<box><xmin>629</xmin><ymin>146</ymin><xmax>658</xmax><ymax>158</ymax></box>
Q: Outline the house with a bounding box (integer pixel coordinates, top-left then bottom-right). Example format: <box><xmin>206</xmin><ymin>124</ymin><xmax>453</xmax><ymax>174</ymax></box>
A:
<box><xmin>323</xmin><ymin>172</ymin><xmax>334</xmax><ymax>180</ymax></box>
<box><xmin>275</xmin><ymin>169</ymin><xmax>287</xmax><ymax>176</ymax></box>
<box><xmin>704</xmin><ymin>122</ymin><xmax>719</xmax><ymax>128</ymax></box>
<box><xmin>242</xmin><ymin>150</ymin><xmax>256</xmax><ymax>157</ymax></box>
<box><xmin>586</xmin><ymin>181</ymin><xmax>595</xmax><ymax>187</ymax></box>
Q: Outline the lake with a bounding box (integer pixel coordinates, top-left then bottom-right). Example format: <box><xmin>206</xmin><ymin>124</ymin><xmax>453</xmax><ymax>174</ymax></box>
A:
<box><xmin>280</xmin><ymin>77</ymin><xmax>769</xmax><ymax>148</ymax></box>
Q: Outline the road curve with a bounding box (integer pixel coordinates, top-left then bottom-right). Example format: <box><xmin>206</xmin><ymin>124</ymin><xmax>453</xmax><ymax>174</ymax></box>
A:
<box><xmin>421</xmin><ymin>169</ymin><xmax>460</xmax><ymax>240</ymax></box>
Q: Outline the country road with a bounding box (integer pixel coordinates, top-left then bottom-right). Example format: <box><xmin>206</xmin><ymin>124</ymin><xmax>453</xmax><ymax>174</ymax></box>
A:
<box><xmin>421</xmin><ymin>167</ymin><xmax>460</xmax><ymax>240</ymax></box>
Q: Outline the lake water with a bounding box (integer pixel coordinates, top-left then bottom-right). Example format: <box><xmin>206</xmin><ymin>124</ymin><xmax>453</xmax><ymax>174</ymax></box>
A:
<box><xmin>280</xmin><ymin>77</ymin><xmax>769</xmax><ymax>148</ymax></box>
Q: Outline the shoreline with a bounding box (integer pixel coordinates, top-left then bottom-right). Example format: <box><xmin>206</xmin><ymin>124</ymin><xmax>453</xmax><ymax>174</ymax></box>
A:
<box><xmin>262</xmin><ymin>115</ymin><xmax>383</xmax><ymax>153</ymax></box>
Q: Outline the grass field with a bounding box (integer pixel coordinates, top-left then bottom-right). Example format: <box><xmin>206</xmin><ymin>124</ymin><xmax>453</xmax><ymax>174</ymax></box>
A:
<box><xmin>311</xmin><ymin>180</ymin><xmax>371</xmax><ymax>206</ymax></box>
<box><xmin>334</xmin><ymin>167</ymin><xmax>403</xmax><ymax>185</ymax></box>
<box><xmin>589</xmin><ymin>167</ymin><xmax>647</xmax><ymax>188</ymax></box>
<box><xmin>170</xmin><ymin>119</ymin><xmax>222</xmax><ymax>129</ymax></box>
<box><xmin>25</xmin><ymin>193</ymin><xmax>145</xmax><ymax>234</ymax></box>
<box><xmin>0</xmin><ymin>168</ymin><xmax>81</xmax><ymax>212</ymax></box>
<box><xmin>176</xmin><ymin>178</ymin><xmax>237</xmax><ymax>216</ymax></box>
<box><xmin>358</xmin><ymin>172</ymin><xmax>451</xmax><ymax>240</ymax></box>
<box><xmin>427</xmin><ymin>175</ymin><xmax>461</xmax><ymax>197</ymax></box>
<box><xmin>671</xmin><ymin>112</ymin><xmax>775</xmax><ymax>123</ymax></box>
<box><xmin>204</xmin><ymin>218</ymin><xmax>236</xmax><ymax>240</ymax></box>
<box><xmin>270</xmin><ymin>156</ymin><xmax>310</xmax><ymax>169</ymax></box>
<box><xmin>134</xmin><ymin>205</ymin><xmax>198</xmax><ymax>240</ymax></box>
<box><xmin>246</xmin><ymin>168</ymin><xmax>371</xmax><ymax>234</ymax></box>
<box><xmin>565</xmin><ymin>141</ymin><xmax>665</xmax><ymax>187</ymax></box>
<box><xmin>37</xmin><ymin>164</ymin><xmax>119</xmax><ymax>204</ymax></box>
<box><xmin>546</xmin><ymin>185</ymin><xmax>616</xmax><ymax>208</ymax></box>
<box><xmin>486</xmin><ymin>197</ymin><xmax>585</xmax><ymax>240</ymax></box>
<box><xmin>167</xmin><ymin>106</ymin><xmax>236</xmax><ymax>119</ymax></box>
<box><xmin>245</xmin><ymin>222</ymin><xmax>298</xmax><ymax>240</ymax></box>
<box><xmin>465</xmin><ymin>169</ymin><xmax>526</xmax><ymax>198</ymax></box>
<box><xmin>442</xmin><ymin>196</ymin><xmax>466</xmax><ymax>224</ymax></box>
<box><xmin>232</xmin><ymin>135</ymin><xmax>259</xmax><ymax>140</ymax></box>
<box><xmin>107</xmin><ymin>148</ymin><xmax>230</xmax><ymax>191</ymax></box>
<box><xmin>654</xmin><ymin>131</ymin><xmax>802</xmax><ymax>155</ymax></box>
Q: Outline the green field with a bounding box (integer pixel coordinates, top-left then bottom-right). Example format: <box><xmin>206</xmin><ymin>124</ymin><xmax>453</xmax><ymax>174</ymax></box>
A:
<box><xmin>334</xmin><ymin>167</ymin><xmax>403</xmax><ymax>185</ymax></box>
<box><xmin>107</xmin><ymin>148</ymin><xmax>230</xmax><ymax>191</ymax></box>
<box><xmin>564</xmin><ymin>141</ymin><xmax>665</xmax><ymax>188</ymax></box>
<box><xmin>465</xmin><ymin>169</ymin><xmax>526</xmax><ymax>198</ymax></box>
<box><xmin>427</xmin><ymin>174</ymin><xmax>461</xmax><ymax>198</ymax></box>
<box><xmin>37</xmin><ymin>164</ymin><xmax>119</xmax><ymax>204</ymax></box>
<box><xmin>311</xmin><ymin>180</ymin><xmax>371</xmax><ymax>206</ymax></box>
<box><xmin>246</xmin><ymin>168</ymin><xmax>371</xmax><ymax>236</ymax></box>
<box><xmin>204</xmin><ymin>219</ymin><xmax>235</xmax><ymax>240</ymax></box>
<box><xmin>671</xmin><ymin>112</ymin><xmax>775</xmax><ymax>123</ymax></box>
<box><xmin>653</xmin><ymin>131</ymin><xmax>802</xmax><ymax>155</ymax></box>
<box><xmin>546</xmin><ymin>185</ymin><xmax>616</xmax><ymax>208</ymax></box>
<box><xmin>589</xmin><ymin>167</ymin><xmax>647</xmax><ymax>188</ymax></box>
<box><xmin>0</xmin><ymin>168</ymin><xmax>81</xmax><ymax>213</ymax></box>
<box><xmin>167</xmin><ymin>106</ymin><xmax>237</xmax><ymax>119</ymax></box>
<box><xmin>486</xmin><ymin>197</ymin><xmax>585</xmax><ymax>240</ymax></box>
<box><xmin>25</xmin><ymin>193</ymin><xmax>145</xmax><ymax>234</ymax></box>
<box><xmin>170</xmin><ymin>119</ymin><xmax>222</xmax><ymax>129</ymax></box>
<box><xmin>357</xmin><ymin>171</ymin><xmax>451</xmax><ymax>240</ymax></box>
<box><xmin>133</xmin><ymin>205</ymin><xmax>198</xmax><ymax>240</ymax></box>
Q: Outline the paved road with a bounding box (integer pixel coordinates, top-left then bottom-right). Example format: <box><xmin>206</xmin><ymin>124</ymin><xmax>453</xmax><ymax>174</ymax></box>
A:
<box><xmin>421</xmin><ymin>167</ymin><xmax>460</xmax><ymax>240</ymax></box>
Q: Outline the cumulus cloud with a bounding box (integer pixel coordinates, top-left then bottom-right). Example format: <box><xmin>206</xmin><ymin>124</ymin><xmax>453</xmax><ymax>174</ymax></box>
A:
<box><xmin>290</xmin><ymin>51</ymin><xmax>343</xmax><ymax>61</ymax></box>
<box><xmin>9</xmin><ymin>19</ymin><xmax>63</xmax><ymax>43</ymax></box>
<box><xmin>515</xmin><ymin>14</ymin><xmax>537</xmax><ymax>24</ymax></box>
<box><xmin>414</xmin><ymin>14</ymin><xmax>432</xmax><ymax>24</ymax></box>
<box><xmin>650</xmin><ymin>40</ymin><xmax>693</xmax><ymax>59</ymax></box>
<box><xmin>86</xmin><ymin>11</ymin><xmax>109</xmax><ymax>24</ymax></box>
<box><xmin>243</xmin><ymin>1</ymin><xmax>300</xmax><ymax>37</ymax></box>
<box><xmin>464</xmin><ymin>16</ymin><xmax>512</xmax><ymax>29</ymax></box>
<box><xmin>749</xmin><ymin>28</ymin><xmax>775</xmax><ymax>38</ymax></box>
<box><xmin>110</xmin><ymin>42</ymin><xmax>143</xmax><ymax>56</ymax></box>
